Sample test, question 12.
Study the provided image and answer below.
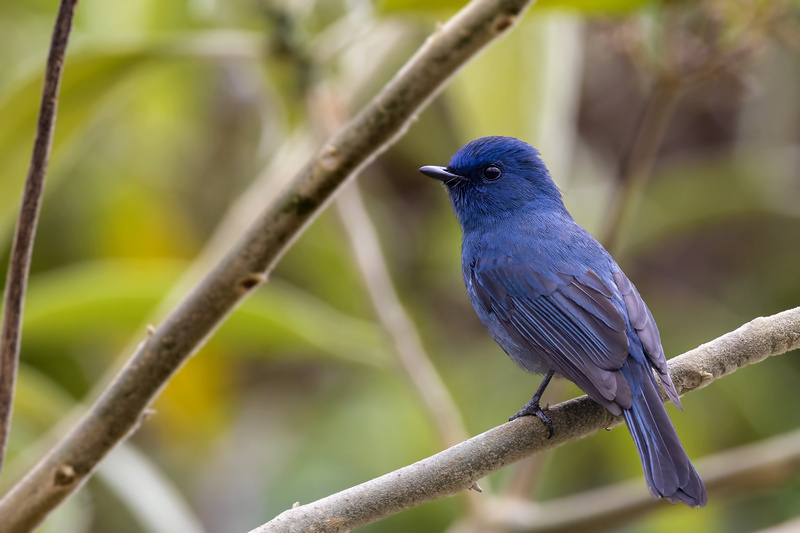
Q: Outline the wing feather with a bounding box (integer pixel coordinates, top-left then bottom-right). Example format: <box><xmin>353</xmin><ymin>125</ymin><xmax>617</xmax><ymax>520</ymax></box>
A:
<box><xmin>613</xmin><ymin>271</ymin><xmax>682</xmax><ymax>409</ymax></box>
<box><xmin>472</xmin><ymin>261</ymin><xmax>633</xmax><ymax>412</ymax></box>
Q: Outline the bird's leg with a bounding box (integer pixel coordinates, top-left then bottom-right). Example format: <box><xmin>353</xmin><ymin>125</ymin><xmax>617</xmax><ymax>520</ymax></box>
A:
<box><xmin>510</xmin><ymin>369</ymin><xmax>555</xmax><ymax>438</ymax></box>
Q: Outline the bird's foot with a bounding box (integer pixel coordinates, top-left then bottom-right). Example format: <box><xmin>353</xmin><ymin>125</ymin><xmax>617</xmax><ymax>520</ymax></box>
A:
<box><xmin>509</xmin><ymin>400</ymin><xmax>553</xmax><ymax>439</ymax></box>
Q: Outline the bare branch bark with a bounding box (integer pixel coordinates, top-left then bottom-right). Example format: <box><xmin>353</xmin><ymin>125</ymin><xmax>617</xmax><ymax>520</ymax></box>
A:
<box><xmin>253</xmin><ymin>306</ymin><xmax>800</xmax><ymax>533</ymax></box>
<box><xmin>0</xmin><ymin>1</ymin><xmax>536</xmax><ymax>531</ymax></box>
<box><xmin>0</xmin><ymin>0</ymin><xmax>79</xmax><ymax>476</ymax></box>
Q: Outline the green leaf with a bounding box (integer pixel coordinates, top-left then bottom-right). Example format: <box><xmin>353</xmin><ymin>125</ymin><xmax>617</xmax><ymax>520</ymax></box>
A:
<box><xmin>10</xmin><ymin>367</ymin><xmax>204</xmax><ymax>533</ymax></box>
<box><xmin>20</xmin><ymin>259</ymin><xmax>388</xmax><ymax>367</ymax></box>
<box><xmin>534</xmin><ymin>0</ymin><xmax>655</xmax><ymax>13</ymax></box>
<box><xmin>0</xmin><ymin>47</ymin><xmax>150</xmax><ymax>239</ymax></box>
<box><xmin>217</xmin><ymin>282</ymin><xmax>390</xmax><ymax>367</ymax></box>
<box><xmin>378</xmin><ymin>0</ymin><xmax>463</xmax><ymax>13</ymax></box>
<box><xmin>623</xmin><ymin>151</ymin><xmax>776</xmax><ymax>254</ymax></box>
<box><xmin>0</xmin><ymin>31</ymin><xmax>266</xmax><ymax>245</ymax></box>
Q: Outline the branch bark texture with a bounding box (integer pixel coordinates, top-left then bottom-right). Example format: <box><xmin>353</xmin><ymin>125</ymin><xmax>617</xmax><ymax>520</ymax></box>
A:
<box><xmin>0</xmin><ymin>0</ymin><xmax>79</xmax><ymax>475</ymax></box>
<box><xmin>0</xmin><ymin>1</ymin><xmax>535</xmax><ymax>531</ymax></box>
<box><xmin>253</xmin><ymin>307</ymin><xmax>800</xmax><ymax>533</ymax></box>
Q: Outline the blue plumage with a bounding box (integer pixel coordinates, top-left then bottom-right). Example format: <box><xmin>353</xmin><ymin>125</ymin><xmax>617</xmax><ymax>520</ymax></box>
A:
<box><xmin>419</xmin><ymin>136</ymin><xmax>707</xmax><ymax>507</ymax></box>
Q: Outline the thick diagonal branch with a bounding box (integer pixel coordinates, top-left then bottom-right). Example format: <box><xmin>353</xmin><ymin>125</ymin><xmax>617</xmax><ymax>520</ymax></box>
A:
<box><xmin>254</xmin><ymin>307</ymin><xmax>800</xmax><ymax>533</ymax></box>
<box><xmin>0</xmin><ymin>1</ymin><xmax>535</xmax><ymax>531</ymax></box>
<box><xmin>0</xmin><ymin>0</ymin><xmax>79</xmax><ymax>475</ymax></box>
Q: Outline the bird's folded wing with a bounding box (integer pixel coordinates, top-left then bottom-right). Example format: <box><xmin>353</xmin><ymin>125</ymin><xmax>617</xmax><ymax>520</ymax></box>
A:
<box><xmin>470</xmin><ymin>261</ymin><xmax>633</xmax><ymax>413</ymax></box>
<box><xmin>612</xmin><ymin>270</ymin><xmax>682</xmax><ymax>409</ymax></box>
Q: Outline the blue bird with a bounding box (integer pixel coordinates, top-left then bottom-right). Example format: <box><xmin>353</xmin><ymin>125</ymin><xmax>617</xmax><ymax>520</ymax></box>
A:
<box><xmin>419</xmin><ymin>136</ymin><xmax>707</xmax><ymax>507</ymax></box>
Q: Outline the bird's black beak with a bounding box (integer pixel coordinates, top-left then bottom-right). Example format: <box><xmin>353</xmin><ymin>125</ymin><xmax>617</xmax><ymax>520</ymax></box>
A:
<box><xmin>418</xmin><ymin>165</ymin><xmax>464</xmax><ymax>183</ymax></box>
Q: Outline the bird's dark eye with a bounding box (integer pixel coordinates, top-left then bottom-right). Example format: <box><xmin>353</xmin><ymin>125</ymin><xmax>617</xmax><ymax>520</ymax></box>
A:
<box><xmin>482</xmin><ymin>165</ymin><xmax>502</xmax><ymax>181</ymax></box>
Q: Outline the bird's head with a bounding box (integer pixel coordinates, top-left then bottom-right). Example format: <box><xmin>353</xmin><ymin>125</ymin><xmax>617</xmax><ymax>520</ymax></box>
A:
<box><xmin>419</xmin><ymin>136</ymin><xmax>564</xmax><ymax>232</ymax></box>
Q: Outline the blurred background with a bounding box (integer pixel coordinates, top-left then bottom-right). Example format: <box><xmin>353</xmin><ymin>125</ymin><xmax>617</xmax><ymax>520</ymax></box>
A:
<box><xmin>1</xmin><ymin>0</ymin><xmax>800</xmax><ymax>531</ymax></box>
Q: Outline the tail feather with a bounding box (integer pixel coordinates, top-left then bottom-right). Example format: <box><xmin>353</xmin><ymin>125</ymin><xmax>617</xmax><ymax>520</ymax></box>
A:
<box><xmin>623</xmin><ymin>362</ymin><xmax>707</xmax><ymax>507</ymax></box>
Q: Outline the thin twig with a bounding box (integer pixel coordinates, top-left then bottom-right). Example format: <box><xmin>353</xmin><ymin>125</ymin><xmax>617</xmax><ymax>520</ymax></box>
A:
<box><xmin>601</xmin><ymin>1</ymin><xmax>767</xmax><ymax>254</ymax></box>
<box><xmin>0</xmin><ymin>0</ymin><xmax>79</xmax><ymax>476</ymax></box>
<box><xmin>313</xmin><ymin>80</ymin><xmax>470</xmax><ymax>450</ymax></box>
<box><xmin>318</xmin><ymin>59</ymin><xmax>482</xmax><ymax>510</ymax></box>
<box><xmin>335</xmin><ymin>183</ymin><xmax>489</xmax><ymax>519</ymax></box>
<box><xmin>254</xmin><ymin>306</ymin><xmax>800</xmax><ymax>533</ymax></box>
<box><xmin>600</xmin><ymin>76</ymin><xmax>683</xmax><ymax>253</ymax></box>
<box><xmin>336</xmin><ymin>185</ymin><xmax>470</xmax><ymax>449</ymax></box>
<box><xmin>0</xmin><ymin>1</ymin><xmax>536</xmax><ymax>531</ymax></box>
<box><xmin>482</xmin><ymin>427</ymin><xmax>800</xmax><ymax>532</ymax></box>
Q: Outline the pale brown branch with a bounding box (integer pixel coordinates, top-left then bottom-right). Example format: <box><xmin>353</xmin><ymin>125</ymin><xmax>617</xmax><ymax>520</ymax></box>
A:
<box><xmin>336</xmin><ymin>185</ymin><xmax>470</xmax><ymax>449</ymax></box>
<box><xmin>253</xmin><ymin>307</ymin><xmax>800</xmax><ymax>533</ymax></box>
<box><xmin>336</xmin><ymin>184</ymin><xmax>486</xmax><ymax>520</ymax></box>
<box><xmin>0</xmin><ymin>0</ymin><xmax>79</xmax><ymax>476</ymax></box>
<box><xmin>0</xmin><ymin>1</ymin><xmax>536</xmax><ymax>531</ymax></box>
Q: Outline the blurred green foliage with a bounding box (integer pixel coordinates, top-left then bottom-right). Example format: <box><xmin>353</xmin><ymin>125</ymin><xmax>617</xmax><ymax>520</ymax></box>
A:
<box><xmin>1</xmin><ymin>0</ymin><xmax>800</xmax><ymax>532</ymax></box>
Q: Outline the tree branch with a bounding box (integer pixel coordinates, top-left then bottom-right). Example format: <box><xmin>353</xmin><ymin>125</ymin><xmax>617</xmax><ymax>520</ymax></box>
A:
<box><xmin>0</xmin><ymin>0</ymin><xmax>79</xmax><ymax>476</ymax></box>
<box><xmin>253</xmin><ymin>307</ymin><xmax>800</xmax><ymax>533</ymax></box>
<box><xmin>336</xmin><ymin>183</ymin><xmax>486</xmax><ymax>517</ymax></box>
<box><xmin>336</xmin><ymin>185</ymin><xmax>470</xmax><ymax>449</ymax></box>
<box><xmin>0</xmin><ymin>1</ymin><xmax>536</xmax><ymax>531</ymax></box>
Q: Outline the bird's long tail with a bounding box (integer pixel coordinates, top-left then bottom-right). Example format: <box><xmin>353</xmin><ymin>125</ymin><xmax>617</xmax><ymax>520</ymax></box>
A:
<box><xmin>623</xmin><ymin>362</ymin><xmax>707</xmax><ymax>507</ymax></box>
